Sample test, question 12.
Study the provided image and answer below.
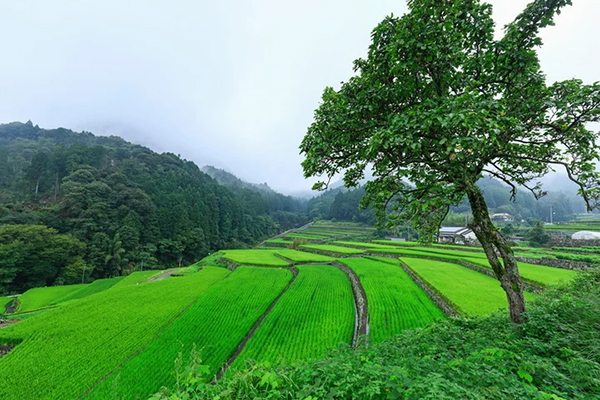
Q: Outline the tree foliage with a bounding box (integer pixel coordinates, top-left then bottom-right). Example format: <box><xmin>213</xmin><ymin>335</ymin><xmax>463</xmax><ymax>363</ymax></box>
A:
<box><xmin>0</xmin><ymin>225</ymin><xmax>86</xmax><ymax>294</ymax></box>
<box><xmin>300</xmin><ymin>0</ymin><xmax>600</xmax><ymax>322</ymax></box>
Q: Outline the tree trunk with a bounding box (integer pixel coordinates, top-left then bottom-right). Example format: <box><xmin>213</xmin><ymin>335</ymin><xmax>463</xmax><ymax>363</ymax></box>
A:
<box><xmin>35</xmin><ymin>177</ymin><xmax>39</xmax><ymax>197</ymax></box>
<box><xmin>466</xmin><ymin>185</ymin><xmax>526</xmax><ymax>323</ymax></box>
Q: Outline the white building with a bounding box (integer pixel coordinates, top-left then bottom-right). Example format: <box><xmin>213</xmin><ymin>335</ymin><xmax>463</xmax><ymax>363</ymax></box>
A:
<box><xmin>571</xmin><ymin>231</ymin><xmax>600</xmax><ymax>240</ymax></box>
<box><xmin>438</xmin><ymin>227</ymin><xmax>477</xmax><ymax>244</ymax></box>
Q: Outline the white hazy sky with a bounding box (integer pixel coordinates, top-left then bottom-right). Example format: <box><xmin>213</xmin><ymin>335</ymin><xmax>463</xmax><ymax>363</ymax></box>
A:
<box><xmin>0</xmin><ymin>0</ymin><xmax>598</xmax><ymax>194</ymax></box>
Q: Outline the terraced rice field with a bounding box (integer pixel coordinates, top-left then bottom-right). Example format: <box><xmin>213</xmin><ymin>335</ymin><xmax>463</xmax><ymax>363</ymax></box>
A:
<box><xmin>232</xmin><ymin>265</ymin><xmax>354</xmax><ymax>368</ymax></box>
<box><xmin>265</xmin><ymin>238</ymin><xmax>291</xmax><ymax>245</ymax></box>
<box><xmin>369</xmin><ymin>246</ymin><xmax>575</xmax><ymax>287</ymax></box>
<box><xmin>56</xmin><ymin>276</ymin><xmax>125</xmax><ymax>304</ymax></box>
<box><xmin>300</xmin><ymin>244</ymin><xmax>365</xmax><ymax>255</ymax></box>
<box><xmin>87</xmin><ymin>267</ymin><xmax>293</xmax><ymax>399</ymax></box>
<box><xmin>16</xmin><ymin>284</ymin><xmax>86</xmax><ymax>313</ymax></box>
<box><xmin>286</xmin><ymin>233</ymin><xmax>329</xmax><ymax>240</ymax></box>
<box><xmin>341</xmin><ymin>258</ymin><xmax>445</xmax><ymax>343</ymax></box>
<box><xmin>0</xmin><ymin>267</ymin><xmax>230</xmax><ymax>400</ymax></box>
<box><xmin>274</xmin><ymin>249</ymin><xmax>335</xmax><ymax>263</ymax></box>
<box><xmin>400</xmin><ymin>258</ymin><xmax>537</xmax><ymax>315</ymax></box>
<box><xmin>111</xmin><ymin>270</ymin><xmax>163</xmax><ymax>289</ymax></box>
<box><xmin>221</xmin><ymin>249</ymin><xmax>290</xmax><ymax>266</ymax></box>
<box><xmin>334</xmin><ymin>240</ymin><xmax>408</xmax><ymax>250</ymax></box>
<box><xmin>0</xmin><ymin>221</ymin><xmax>585</xmax><ymax>400</ymax></box>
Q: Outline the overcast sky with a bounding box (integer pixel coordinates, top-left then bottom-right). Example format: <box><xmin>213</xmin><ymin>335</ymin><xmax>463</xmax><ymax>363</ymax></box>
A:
<box><xmin>0</xmin><ymin>0</ymin><xmax>598</xmax><ymax>195</ymax></box>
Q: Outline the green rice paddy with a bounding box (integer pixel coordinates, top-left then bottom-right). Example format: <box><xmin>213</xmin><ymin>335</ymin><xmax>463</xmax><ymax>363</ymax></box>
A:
<box><xmin>87</xmin><ymin>267</ymin><xmax>292</xmax><ymax>399</ymax></box>
<box><xmin>341</xmin><ymin>258</ymin><xmax>445</xmax><ymax>343</ymax></box>
<box><xmin>0</xmin><ymin>267</ymin><xmax>230</xmax><ymax>400</ymax></box>
<box><xmin>232</xmin><ymin>265</ymin><xmax>354</xmax><ymax>367</ymax></box>
<box><xmin>400</xmin><ymin>258</ymin><xmax>537</xmax><ymax>315</ymax></box>
<box><xmin>16</xmin><ymin>284</ymin><xmax>87</xmax><ymax>313</ymax></box>
<box><xmin>300</xmin><ymin>244</ymin><xmax>365</xmax><ymax>255</ymax></box>
<box><xmin>221</xmin><ymin>249</ymin><xmax>290</xmax><ymax>266</ymax></box>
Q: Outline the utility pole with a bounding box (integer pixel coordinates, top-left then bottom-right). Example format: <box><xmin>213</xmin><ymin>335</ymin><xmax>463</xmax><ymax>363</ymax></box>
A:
<box><xmin>550</xmin><ymin>204</ymin><xmax>553</xmax><ymax>224</ymax></box>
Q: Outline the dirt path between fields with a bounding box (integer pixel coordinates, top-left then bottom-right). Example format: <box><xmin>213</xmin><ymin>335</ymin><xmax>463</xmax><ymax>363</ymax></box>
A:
<box><xmin>332</xmin><ymin>262</ymin><xmax>369</xmax><ymax>346</ymax></box>
<box><xmin>0</xmin><ymin>319</ymin><xmax>19</xmax><ymax>330</ymax></box>
<box><xmin>0</xmin><ymin>344</ymin><xmax>14</xmax><ymax>357</ymax></box>
<box><xmin>215</xmin><ymin>266</ymin><xmax>299</xmax><ymax>381</ymax></box>
<box><xmin>149</xmin><ymin>270</ymin><xmax>175</xmax><ymax>282</ymax></box>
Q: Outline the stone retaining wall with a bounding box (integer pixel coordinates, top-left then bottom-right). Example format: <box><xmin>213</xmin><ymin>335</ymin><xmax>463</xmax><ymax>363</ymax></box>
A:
<box><xmin>549</xmin><ymin>238</ymin><xmax>600</xmax><ymax>247</ymax></box>
<box><xmin>332</xmin><ymin>262</ymin><xmax>368</xmax><ymax>346</ymax></box>
<box><xmin>515</xmin><ymin>256</ymin><xmax>591</xmax><ymax>270</ymax></box>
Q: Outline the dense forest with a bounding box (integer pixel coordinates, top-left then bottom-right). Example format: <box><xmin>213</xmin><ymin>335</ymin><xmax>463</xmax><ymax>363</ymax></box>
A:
<box><xmin>0</xmin><ymin>122</ymin><xmax>286</xmax><ymax>293</ymax></box>
<box><xmin>201</xmin><ymin>166</ymin><xmax>308</xmax><ymax>230</ymax></box>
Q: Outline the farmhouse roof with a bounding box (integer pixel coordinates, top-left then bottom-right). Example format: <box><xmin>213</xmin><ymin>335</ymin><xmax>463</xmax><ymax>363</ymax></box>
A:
<box><xmin>439</xmin><ymin>226</ymin><xmax>472</xmax><ymax>237</ymax></box>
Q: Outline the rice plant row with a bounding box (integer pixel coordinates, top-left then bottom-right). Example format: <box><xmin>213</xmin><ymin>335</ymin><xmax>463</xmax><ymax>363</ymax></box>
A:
<box><xmin>286</xmin><ymin>233</ymin><xmax>329</xmax><ymax>240</ymax></box>
<box><xmin>340</xmin><ymin>258</ymin><xmax>446</xmax><ymax>343</ymax></box>
<box><xmin>265</xmin><ymin>238</ymin><xmax>291</xmax><ymax>245</ymax></box>
<box><xmin>0</xmin><ymin>267</ymin><xmax>230</xmax><ymax>400</ymax></box>
<box><xmin>400</xmin><ymin>258</ymin><xmax>537</xmax><ymax>315</ymax></box>
<box><xmin>86</xmin><ymin>267</ymin><xmax>293</xmax><ymax>399</ymax></box>
<box><xmin>274</xmin><ymin>248</ymin><xmax>335</xmax><ymax>263</ymax></box>
<box><xmin>231</xmin><ymin>265</ymin><xmax>354</xmax><ymax>369</ymax></box>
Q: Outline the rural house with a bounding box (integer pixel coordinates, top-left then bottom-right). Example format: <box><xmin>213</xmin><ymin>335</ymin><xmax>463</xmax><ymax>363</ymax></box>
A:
<box><xmin>437</xmin><ymin>227</ymin><xmax>477</xmax><ymax>244</ymax></box>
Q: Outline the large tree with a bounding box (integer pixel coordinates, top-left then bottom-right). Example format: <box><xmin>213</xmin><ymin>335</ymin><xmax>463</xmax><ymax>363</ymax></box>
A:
<box><xmin>300</xmin><ymin>0</ymin><xmax>600</xmax><ymax>322</ymax></box>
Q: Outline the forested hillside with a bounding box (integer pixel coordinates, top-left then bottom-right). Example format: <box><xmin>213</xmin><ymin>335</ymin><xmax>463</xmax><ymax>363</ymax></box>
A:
<box><xmin>201</xmin><ymin>166</ymin><xmax>308</xmax><ymax>229</ymax></box>
<box><xmin>0</xmin><ymin>121</ymin><xmax>281</xmax><ymax>293</ymax></box>
<box><xmin>307</xmin><ymin>177</ymin><xmax>587</xmax><ymax>226</ymax></box>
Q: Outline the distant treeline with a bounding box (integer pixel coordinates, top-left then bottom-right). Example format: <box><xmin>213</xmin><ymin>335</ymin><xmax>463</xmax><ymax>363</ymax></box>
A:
<box><xmin>0</xmin><ymin>121</ymin><xmax>305</xmax><ymax>294</ymax></box>
<box><xmin>306</xmin><ymin>176</ymin><xmax>588</xmax><ymax>229</ymax></box>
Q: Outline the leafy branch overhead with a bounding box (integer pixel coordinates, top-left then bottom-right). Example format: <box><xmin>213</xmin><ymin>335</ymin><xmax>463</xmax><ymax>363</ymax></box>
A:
<box><xmin>301</xmin><ymin>0</ymin><xmax>600</xmax><ymax>240</ymax></box>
